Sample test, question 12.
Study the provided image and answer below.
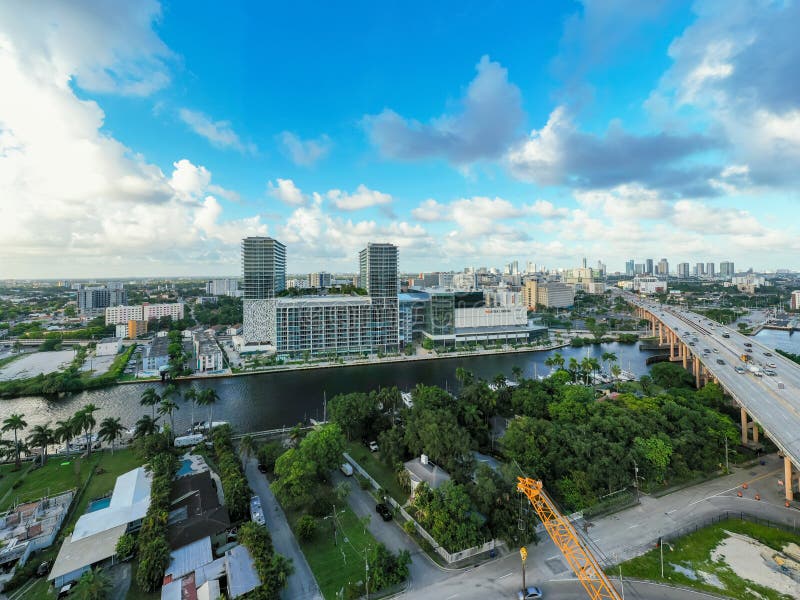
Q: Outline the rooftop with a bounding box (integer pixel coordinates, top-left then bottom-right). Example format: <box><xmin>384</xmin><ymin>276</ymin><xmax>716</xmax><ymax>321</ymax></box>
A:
<box><xmin>404</xmin><ymin>456</ymin><xmax>451</xmax><ymax>489</ymax></box>
<box><xmin>276</xmin><ymin>295</ymin><xmax>371</xmax><ymax>305</ymax></box>
<box><xmin>164</xmin><ymin>537</ymin><xmax>213</xmax><ymax>583</ymax></box>
<box><xmin>225</xmin><ymin>544</ymin><xmax>260</xmax><ymax>598</ymax></box>
<box><xmin>48</xmin><ymin>524</ymin><xmax>127</xmax><ymax>582</ymax></box>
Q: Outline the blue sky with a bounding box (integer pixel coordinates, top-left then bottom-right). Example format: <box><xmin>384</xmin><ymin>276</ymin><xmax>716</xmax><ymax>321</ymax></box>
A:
<box><xmin>1</xmin><ymin>0</ymin><xmax>798</xmax><ymax>277</ymax></box>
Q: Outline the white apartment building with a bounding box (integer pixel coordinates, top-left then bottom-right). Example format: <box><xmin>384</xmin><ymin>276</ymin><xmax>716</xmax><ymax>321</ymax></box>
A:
<box><xmin>205</xmin><ymin>279</ymin><xmax>240</xmax><ymax>297</ymax></box>
<box><xmin>454</xmin><ymin>306</ymin><xmax>527</xmax><ymax>329</ymax></box>
<box><xmin>633</xmin><ymin>276</ymin><xmax>668</xmax><ymax>295</ymax></box>
<box><xmin>193</xmin><ymin>332</ymin><xmax>224</xmax><ymax>372</ymax></box>
<box><xmin>105</xmin><ymin>303</ymin><xmax>185</xmax><ymax>325</ymax></box>
<box><xmin>791</xmin><ymin>290</ymin><xmax>800</xmax><ymax>311</ymax></box>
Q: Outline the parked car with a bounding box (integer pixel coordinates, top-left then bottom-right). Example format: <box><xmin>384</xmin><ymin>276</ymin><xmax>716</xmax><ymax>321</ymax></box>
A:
<box><xmin>375</xmin><ymin>503</ymin><xmax>392</xmax><ymax>521</ymax></box>
<box><xmin>257</xmin><ymin>463</ymin><xmax>268</xmax><ymax>474</ymax></box>
<box><xmin>37</xmin><ymin>561</ymin><xmax>51</xmax><ymax>576</ymax></box>
<box><xmin>340</xmin><ymin>463</ymin><xmax>354</xmax><ymax>476</ymax></box>
<box><xmin>368</xmin><ymin>441</ymin><xmax>379</xmax><ymax>452</ymax></box>
<box><xmin>517</xmin><ymin>586</ymin><xmax>543</xmax><ymax>599</ymax></box>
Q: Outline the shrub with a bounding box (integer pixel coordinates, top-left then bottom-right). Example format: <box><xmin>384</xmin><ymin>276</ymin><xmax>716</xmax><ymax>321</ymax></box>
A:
<box><xmin>238</xmin><ymin>521</ymin><xmax>293</xmax><ymax>599</ymax></box>
<box><xmin>212</xmin><ymin>425</ymin><xmax>251</xmax><ymax>522</ymax></box>
<box><xmin>296</xmin><ymin>515</ymin><xmax>317</xmax><ymax>541</ymax></box>
<box><xmin>116</xmin><ymin>533</ymin><xmax>136</xmax><ymax>559</ymax></box>
<box><xmin>403</xmin><ymin>520</ymin><xmax>416</xmax><ymax>535</ymax></box>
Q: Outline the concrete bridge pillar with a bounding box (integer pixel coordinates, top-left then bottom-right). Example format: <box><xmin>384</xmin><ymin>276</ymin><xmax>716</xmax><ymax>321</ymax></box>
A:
<box><xmin>658</xmin><ymin>322</ymin><xmax>664</xmax><ymax>345</ymax></box>
<box><xmin>785</xmin><ymin>456</ymin><xmax>794</xmax><ymax>502</ymax></box>
<box><xmin>752</xmin><ymin>422</ymin><xmax>759</xmax><ymax>443</ymax></box>
<box><xmin>651</xmin><ymin>316</ymin><xmax>656</xmax><ymax>337</ymax></box>
<box><xmin>682</xmin><ymin>343</ymin><xmax>688</xmax><ymax>369</ymax></box>
<box><xmin>669</xmin><ymin>331</ymin><xmax>675</xmax><ymax>360</ymax></box>
<box><xmin>741</xmin><ymin>407</ymin><xmax>748</xmax><ymax>445</ymax></box>
<box><xmin>694</xmin><ymin>356</ymin><xmax>701</xmax><ymax>388</ymax></box>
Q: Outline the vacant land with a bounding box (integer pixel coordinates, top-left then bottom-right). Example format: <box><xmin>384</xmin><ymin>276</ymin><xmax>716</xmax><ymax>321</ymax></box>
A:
<box><xmin>618</xmin><ymin>519</ymin><xmax>800</xmax><ymax>600</ymax></box>
<box><xmin>346</xmin><ymin>441</ymin><xmax>409</xmax><ymax>504</ymax></box>
<box><xmin>0</xmin><ymin>350</ymin><xmax>74</xmax><ymax>380</ymax></box>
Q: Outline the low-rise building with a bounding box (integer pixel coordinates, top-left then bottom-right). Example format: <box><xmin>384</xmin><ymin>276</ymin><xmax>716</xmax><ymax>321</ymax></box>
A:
<box><xmin>633</xmin><ymin>276</ymin><xmax>668</xmax><ymax>295</ymax></box>
<box><xmin>49</xmin><ymin>468</ymin><xmax>151</xmax><ymax>587</ymax></box>
<box><xmin>523</xmin><ymin>280</ymin><xmax>575</xmax><ymax>310</ymax></box>
<box><xmin>142</xmin><ymin>335</ymin><xmax>171</xmax><ymax>372</ymax></box>
<box><xmin>404</xmin><ymin>455</ymin><xmax>451</xmax><ymax>498</ymax></box>
<box><xmin>95</xmin><ymin>337</ymin><xmax>122</xmax><ymax>356</ymax></box>
<box><xmin>105</xmin><ymin>303</ymin><xmax>185</xmax><ymax>325</ymax></box>
<box><xmin>193</xmin><ymin>332</ymin><xmax>224</xmax><ymax>372</ymax></box>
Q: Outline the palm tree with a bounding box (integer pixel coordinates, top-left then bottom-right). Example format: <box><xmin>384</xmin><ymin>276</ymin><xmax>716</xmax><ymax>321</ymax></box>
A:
<box><xmin>601</xmin><ymin>351</ymin><xmax>618</xmax><ymax>374</ymax></box>
<box><xmin>196</xmin><ymin>388</ymin><xmax>219</xmax><ymax>433</ymax></box>
<box><xmin>140</xmin><ymin>387</ymin><xmax>161</xmax><ymax>419</ymax></box>
<box><xmin>98</xmin><ymin>417</ymin><xmax>125</xmax><ymax>454</ymax></box>
<box><xmin>75</xmin><ymin>404</ymin><xmax>99</xmax><ymax>455</ymax></box>
<box><xmin>158</xmin><ymin>398</ymin><xmax>179</xmax><ymax>439</ymax></box>
<box><xmin>551</xmin><ymin>351</ymin><xmax>565</xmax><ymax>370</ymax></box>
<box><xmin>611</xmin><ymin>364</ymin><xmax>622</xmax><ymax>381</ymax></box>
<box><xmin>133</xmin><ymin>415</ymin><xmax>159</xmax><ymax>438</ymax></box>
<box><xmin>26</xmin><ymin>422</ymin><xmax>54</xmax><ymax>465</ymax></box>
<box><xmin>184</xmin><ymin>386</ymin><xmax>198</xmax><ymax>433</ymax></box>
<box><xmin>455</xmin><ymin>368</ymin><xmax>474</xmax><ymax>386</ymax></box>
<box><xmin>511</xmin><ymin>365</ymin><xmax>523</xmax><ymax>383</ymax></box>
<box><xmin>54</xmin><ymin>419</ymin><xmax>77</xmax><ymax>455</ymax></box>
<box><xmin>2</xmin><ymin>413</ymin><xmax>27</xmax><ymax>467</ymax></box>
<box><xmin>568</xmin><ymin>357</ymin><xmax>580</xmax><ymax>383</ymax></box>
<box><xmin>240</xmin><ymin>435</ymin><xmax>255</xmax><ymax>460</ymax></box>
<box><xmin>70</xmin><ymin>567</ymin><xmax>111</xmax><ymax>600</ymax></box>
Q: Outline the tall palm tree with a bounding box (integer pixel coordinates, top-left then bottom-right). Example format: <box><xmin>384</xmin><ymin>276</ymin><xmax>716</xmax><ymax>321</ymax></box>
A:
<box><xmin>511</xmin><ymin>365</ymin><xmax>523</xmax><ymax>383</ymax></box>
<box><xmin>70</xmin><ymin>567</ymin><xmax>111</xmax><ymax>600</ymax></box>
<box><xmin>26</xmin><ymin>422</ymin><xmax>54</xmax><ymax>465</ymax></box>
<box><xmin>568</xmin><ymin>357</ymin><xmax>580</xmax><ymax>383</ymax></box>
<box><xmin>455</xmin><ymin>368</ymin><xmax>474</xmax><ymax>386</ymax></box>
<box><xmin>133</xmin><ymin>415</ymin><xmax>159</xmax><ymax>438</ymax></box>
<box><xmin>240</xmin><ymin>434</ymin><xmax>255</xmax><ymax>460</ymax></box>
<box><xmin>601</xmin><ymin>351</ymin><xmax>618</xmax><ymax>374</ymax></box>
<box><xmin>54</xmin><ymin>419</ymin><xmax>77</xmax><ymax>455</ymax></box>
<box><xmin>140</xmin><ymin>387</ymin><xmax>161</xmax><ymax>419</ymax></box>
<box><xmin>2</xmin><ymin>413</ymin><xmax>27</xmax><ymax>467</ymax></box>
<box><xmin>196</xmin><ymin>388</ymin><xmax>219</xmax><ymax>433</ymax></box>
<box><xmin>75</xmin><ymin>404</ymin><xmax>99</xmax><ymax>455</ymax></box>
<box><xmin>552</xmin><ymin>351</ymin><xmax>565</xmax><ymax>369</ymax></box>
<box><xmin>158</xmin><ymin>398</ymin><xmax>179</xmax><ymax>439</ymax></box>
<box><xmin>184</xmin><ymin>386</ymin><xmax>198</xmax><ymax>433</ymax></box>
<box><xmin>98</xmin><ymin>417</ymin><xmax>125</xmax><ymax>454</ymax></box>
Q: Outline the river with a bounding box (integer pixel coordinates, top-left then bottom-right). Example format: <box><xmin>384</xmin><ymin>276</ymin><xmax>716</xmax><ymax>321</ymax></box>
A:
<box><xmin>0</xmin><ymin>342</ymin><xmax>661</xmax><ymax>435</ymax></box>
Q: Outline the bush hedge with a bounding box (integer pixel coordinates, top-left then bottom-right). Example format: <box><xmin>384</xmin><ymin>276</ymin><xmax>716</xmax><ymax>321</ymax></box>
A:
<box><xmin>212</xmin><ymin>425</ymin><xmax>251</xmax><ymax>522</ymax></box>
<box><xmin>238</xmin><ymin>521</ymin><xmax>293</xmax><ymax>599</ymax></box>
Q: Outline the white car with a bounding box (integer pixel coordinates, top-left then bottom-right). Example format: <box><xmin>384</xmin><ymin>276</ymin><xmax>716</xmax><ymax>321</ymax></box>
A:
<box><xmin>368</xmin><ymin>441</ymin><xmax>379</xmax><ymax>452</ymax></box>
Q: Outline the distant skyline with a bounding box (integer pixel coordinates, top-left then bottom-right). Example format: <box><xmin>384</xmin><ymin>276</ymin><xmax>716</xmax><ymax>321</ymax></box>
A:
<box><xmin>1</xmin><ymin>1</ymin><xmax>799</xmax><ymax>278</ymax></box>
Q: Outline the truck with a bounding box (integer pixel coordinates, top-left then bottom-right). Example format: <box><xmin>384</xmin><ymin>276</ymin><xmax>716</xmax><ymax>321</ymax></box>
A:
<box><xmin>740</xmin><ymin>354</ymin><xmax>751</xmax><ymax>363</ymax></box>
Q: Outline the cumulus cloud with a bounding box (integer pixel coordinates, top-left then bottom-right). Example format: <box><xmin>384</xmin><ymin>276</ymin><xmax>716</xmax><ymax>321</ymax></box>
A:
<box><xmin>363</xmin><ymin>55</ymin><xmax>524</xmax><ymax>165</ymax></box>
<box><xmin>179</xmin><ymin>108</ymin><xmax>256</xmax><ymax>154</ymax></box>
<box><xmin>326</xmin><ymin>185</ymin><xmax>392</xmax><ymax>211</ymax></box>
<box><xmin>267</xmin><ymin>178</ymin><xmax>307</xmax><ymax>206</ymax></box>
<box><xmin>0</xmin><ymin>2</ymin><xmax>265</xmax><ymax>277</ymax></box>
<box><xmin>648</xmin><ymin>0</ymin><xmax>800</xmax><ymax>186</ymax></box>
<box><xmin>278</xmin><ymin>131</ymin><xmax>331</xmax><ymax>166</ymax></box>
<box><xmin>506</xmin><ymin>106</ymin><xmax>719</xmax><ymax>195</ymax></box>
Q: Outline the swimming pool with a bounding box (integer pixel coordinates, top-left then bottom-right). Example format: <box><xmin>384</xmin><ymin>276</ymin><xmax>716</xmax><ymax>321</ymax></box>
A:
<box><xmin>176</xmin><ymin>459</ymin><xmax>194</xmax><ymax>478</ymax></box>
<box><xmin>87</xmin><ymin>497</ymin><xmax>111</xmax><ymax>512</ymax></box>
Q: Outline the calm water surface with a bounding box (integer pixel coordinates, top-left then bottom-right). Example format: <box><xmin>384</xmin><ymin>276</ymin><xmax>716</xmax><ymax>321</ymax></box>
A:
<box><xmin>1</xmin><ymin>342</ymin><xmax>660</xmax><ymax>433</ymax></box>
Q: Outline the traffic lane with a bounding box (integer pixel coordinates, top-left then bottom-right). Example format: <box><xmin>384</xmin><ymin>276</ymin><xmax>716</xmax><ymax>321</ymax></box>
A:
<box><xmin>244</xmin><ymin>457</ymin><xmax>323</xmax><ymax>600</ymax></box>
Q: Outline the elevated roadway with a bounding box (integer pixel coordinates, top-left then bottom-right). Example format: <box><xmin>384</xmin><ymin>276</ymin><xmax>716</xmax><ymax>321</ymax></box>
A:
<box><xmin>622</xmin><ymin>292</ymin><xmax>800</xmax><ymax>501</ymax></box>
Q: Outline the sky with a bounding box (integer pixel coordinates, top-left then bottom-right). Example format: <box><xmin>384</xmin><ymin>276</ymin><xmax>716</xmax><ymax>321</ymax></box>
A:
<box><xmin>1</xmin><ymin>0</ymin><xmax>799</xmax><ymax>278</ymax></box>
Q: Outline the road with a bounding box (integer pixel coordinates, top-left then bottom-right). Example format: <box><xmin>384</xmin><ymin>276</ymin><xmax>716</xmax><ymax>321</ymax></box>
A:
<box><xmin>624</xmin><ymin>292</ymin><xmax>800</xmax><ymax>468</ymax></box>
<box><xmin>243</xmin><ymin>457</ymin><xmax>323</xmax><ymax>600</ymax></box>
<box><xmin>330</xmin><ymin>471</ymin><xmax>442</xmax><ymax>593</ymax></box>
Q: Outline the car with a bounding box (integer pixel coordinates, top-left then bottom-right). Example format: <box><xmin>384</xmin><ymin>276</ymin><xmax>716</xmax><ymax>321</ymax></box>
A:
<box><xmin>257</xmin><ymin>463</ymin><xmax>268</xmax><ymax>474</ymax></box>
<box><xmin>368</xmin><ymin>441</ymin><xmax>379</xmax><ymax>452</ymax></box>
<box><xmin>703</xmin><ymin>348</ymin><xmax>710</xmax><ymax>353</ymax></box>
<box><xmin>744</xmin><ymin>342</ymin><xmax>752</xmax><ymax>347</ymax></box>
<box><xmin>764</xmin><ymin>352</ymin><xmax>773</xmax><ymax>357</ymax></box>
<box><xmin>340</xmin><ymin>462</ymin><xmax>354</xmax><ymax>476</ymax></box>
<box><xmin>746</xmin><ymin>348</ymin><xmax>753</xmax><ymax>353</ymax></box>
<box><xmin>768</xmin><ymin>363</ymin><xmax>777</xmax><ymax>368</ymax></box>
<box><xmin>689</xmin><ymin>342</ymin><xmax>696</xmax><ymax>346</ymax></box>
<box><xmin>58</xmin><ymin>584</ymin><xmax>72</xmax><ymax>599</ymax></box>
<box><xmin>735</xmin><ymin>367</ymin><xmax>745</xmax><ymax>374</ymax></box>
<box><xmin>517</xmin><ymin>586</ymin><xmax>543</xmax><ymax>599</ymax></box>
<box><xmin>722</xmin><ymin>333</ymin><xmax>730</xmax><ymax>338</ymax></box>
<box><xmin>376</xmin><ymin>503</ymin><xmax>392</xmax><ymax>521</ymax></box>
<box><xmin>778</xmin><ymin>382</ymin><xmax>785</xmax><ymax>389</ymax></box>
<box><xmin>712</xmin><ymin>348</ymin><xmax>719</xmax><ymax>353</ymax></box>
<box><xmin>717</xmin><ymin>359</ymin><xmax>725</xmax><ymax>365</ymax></box>
<box><xmin>764</xmin><ymin>370</ymin><xmax>776</xmax><ymax>376</ymax></box>
<box><xmin>37</xmin><ymin>561</ymin><xmax>51</xmax><ymax>576</ymax></box>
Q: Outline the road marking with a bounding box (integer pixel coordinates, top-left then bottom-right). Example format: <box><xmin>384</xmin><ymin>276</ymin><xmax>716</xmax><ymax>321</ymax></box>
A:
<box><xmin>446</xmin><ymin>594</ymin><xmax>459</xmax><ymax>599</ymax></box>
<box><xmin>687</xmin><ymin>468</ymin><xmax>782</xmax><ymax>506</ymax></box>
<box><xmin>498</xmin><ymin>572</ymin><xmax>513</xmax><ymax>579</ymax></box>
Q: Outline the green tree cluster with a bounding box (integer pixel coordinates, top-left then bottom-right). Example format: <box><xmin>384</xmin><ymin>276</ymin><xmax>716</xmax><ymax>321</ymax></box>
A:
<box><xmin>211</xmin><ymin>424</ymin><xmax>252</xmax><ymax>522</ymax></box>
<box><xmin>237</xmin><ymin>521</ymin><xmax>293</xmax><ymax>599</ymax></box>
<box><xmin>411</xmin><ymin>482</ymin><xmax>484</xmax><ymax>553</ymax></box>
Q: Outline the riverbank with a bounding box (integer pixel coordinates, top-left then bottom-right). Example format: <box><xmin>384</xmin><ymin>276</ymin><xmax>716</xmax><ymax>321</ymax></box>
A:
<box><xmin>120</xmin><ymin>337</ymin><xmax>580</xmax><ymax>385</ymax></box>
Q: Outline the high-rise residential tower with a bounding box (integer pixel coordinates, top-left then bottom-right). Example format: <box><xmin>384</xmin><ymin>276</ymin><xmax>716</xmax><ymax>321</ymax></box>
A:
<box><xmin>719</xmin><ymin>261</ymin><xmax>735</xmax><ymax>277</ymax></box>
<box><xmin>645</xmin><ymin>258</ymin><xmax>654</xmax><ymax>274</ymax></box>
<box><xmin>242</xmin><ymin>236</ymin><xmax>286</xmax><ymax>343</ymax></box>
<box><xmin>359</xmin><ymin>243</ymin><xmax>399</xmax><ymax>352</ymax></box>
<box><xmin>677</xmin><ymin>262</ymin><xmax>690</xmax><ymax>278</ymax></box>
<box><xmin>625</xmin><ymin>259</ymin><xmax>635</xmax><ymax>277</ymax></box>
<box><xmin>706</xmin><ymin>262</ymin><xmax>716</xmax><ymax>277</ymax></box>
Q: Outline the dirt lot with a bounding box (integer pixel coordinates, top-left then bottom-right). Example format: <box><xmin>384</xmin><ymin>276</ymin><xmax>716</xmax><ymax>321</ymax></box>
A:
<box><xmin>0</xmin><ymin>350</ymin><xmax>75</xmax><ymax>381</ymax></box>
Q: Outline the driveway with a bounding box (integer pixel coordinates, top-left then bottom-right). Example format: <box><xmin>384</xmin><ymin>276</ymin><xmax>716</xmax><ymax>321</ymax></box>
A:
<box><xmin>244</xmin><ymin>457</ymin><xmax>322</xmax><ymax>600</ymax></box>
<box><xmin>331</xmin><ymin>471</ymin><xmax>442</xmax><ymax>592</ymax></box>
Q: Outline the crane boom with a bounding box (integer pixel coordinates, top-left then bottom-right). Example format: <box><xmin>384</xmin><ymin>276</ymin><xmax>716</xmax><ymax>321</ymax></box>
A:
<box><xmin>517</xmin><ymin>477</ymin><xmax>622</xmax><ymax>600</ymax></box>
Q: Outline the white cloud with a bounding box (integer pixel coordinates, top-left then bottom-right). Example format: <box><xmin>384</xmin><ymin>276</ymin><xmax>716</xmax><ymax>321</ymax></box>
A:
<box><xmin>364</xmin><ymin>55</ymin><xmax>524</xmax><ymax>165</ymax></box>
<box><xmin>267</xmin><ymin>178</ymin><xmax>307</xmax><ymax>206</ymax></box>
<box><xmin>326</xmin><ymin>185</ymin><xmax>392</xmax><ymax>211</ymax></box>
<box><xmin>278</xmin><ymin>131</ymin><xmax>331</xmax><ymax>166</ymax></box>
<box><xmin>178</xmin><ymin>108</ymin><xmax>256</xmax><ymax>154</ymax></box>
<box><xmin>411</xmin><ymin>199</ymin><xmax>449</xmax><ymax>222</ymax></box>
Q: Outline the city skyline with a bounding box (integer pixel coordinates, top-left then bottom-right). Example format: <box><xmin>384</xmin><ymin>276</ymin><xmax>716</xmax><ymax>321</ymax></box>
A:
<box><xmin>2</xmin><ymin>1</ymin><xmax>800</xmax><ymax>278</ymax></box>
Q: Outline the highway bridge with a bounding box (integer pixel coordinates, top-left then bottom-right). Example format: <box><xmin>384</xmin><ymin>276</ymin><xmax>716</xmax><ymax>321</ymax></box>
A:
<box><xmin>622</xmin><ymin>291</ymin><xmax>800</xmax><ymax>502</ymax></box>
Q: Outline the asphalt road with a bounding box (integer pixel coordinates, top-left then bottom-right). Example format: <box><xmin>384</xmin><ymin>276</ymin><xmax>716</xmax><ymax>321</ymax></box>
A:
<box><xmin>244</xmin><ymin>457</ymin><xmax>323</xmax><ymax>600</ymax></box>
<box><xmin>624</xmin><ymin>293</ymin><xmax>800</xmax><ymax>467</ymax></box>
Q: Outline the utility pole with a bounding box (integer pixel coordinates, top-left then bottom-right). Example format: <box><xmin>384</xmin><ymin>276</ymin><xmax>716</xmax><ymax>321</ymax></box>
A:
<box><xmin>660</xmin><ymin>537</ymin><xmax>664</xmax><ymax>578</ymax></box>
<box><xmin>724</xmin><ymin>435</ymin><xmax>729</xmax><ymax>473</ymax></box>
<box><xmin>633</xmin><ymin>460</ymin><xmax>640</xmax><ymax>503</ymax></box>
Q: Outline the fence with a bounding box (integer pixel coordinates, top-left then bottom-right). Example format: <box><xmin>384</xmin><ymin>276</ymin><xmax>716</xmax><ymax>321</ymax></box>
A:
<box><xmin>342</xmin><ymin>452</ymin><xmax>503</xmax><ymax>564</ymax></box>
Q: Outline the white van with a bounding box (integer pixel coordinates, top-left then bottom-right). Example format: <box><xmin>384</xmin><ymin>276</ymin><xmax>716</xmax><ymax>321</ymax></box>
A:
<box><xmin>340</xmin><ymin>463</ymin><xmax>354</xmax><ymax>476</ymax></box>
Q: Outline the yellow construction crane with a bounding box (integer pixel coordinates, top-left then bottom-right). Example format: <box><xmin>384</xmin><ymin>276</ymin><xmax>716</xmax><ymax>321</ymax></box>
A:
<box><xmin>517</xmin><ymin>477</ymin><xmax>622</xmax><ymax>600</ymax></box>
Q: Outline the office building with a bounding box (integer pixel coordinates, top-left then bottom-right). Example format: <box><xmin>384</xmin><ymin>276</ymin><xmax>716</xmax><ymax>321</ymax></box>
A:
<box><xmin>634</xmin><ymin>263</ymin><xmax>645</xmax><ymax>275</ymax></box>
<box><xmin>242</xmin><ymin>237</ymin><xmax>286</xmax><ymax>344</ymax></box>
<box><xmin>359</xmin><ymin>243</ymin><xmax>399</xmax><ymax>353</ymax></box>
<box><xmin>625</xmin><ymin>260</ymin><xmax>635</xmax><ymax>276</ymax></box>
<box><xmin>645</xmin><ymin>258</ymin><xmax>654</xmax><ymax>275</ymax></box>
<box><xmin>438</xmin><ymin>272</ymin><xmax>454</xmax><ymax>288</ymax></box>
<box><xmin>77</xmin><ymin>286</ymin><xmax>127</xmax><ymax>316</ymax></box>
<box><xmin>205</xmin><ymin>279</ymin><xmax>240</xmax><ymax>297</ymax></box>
<box><xmin>308</xmin><ymin>272</ymin><xmax>332</xmax><ymax>289</ymax></box>
<box><xmin>105</xmin><ymin>303</ymin><xmax>184</xmax><ymax>325</ymax></box>
<box><xmin>677</xmin><ymin>263</ymin><xmax>690</xmax><ymax>278</ymax></box>
<box><xmin>633</xmin><ymin>276</ymin><xmax>668</xmax><ymax>295</ymax></box>
<box><xmin>706</xmin><ymin>262</ymin><xmax>715</xmax><ymax>277</ymax></box>
<box><xmin>657</xmin><ymin>258</ymin><xmax>669</xmax><ymax>277</ymax></box>
<box><xmin>720</xmin><ymin>261</ymin><xmax>735</xmax><ymax>278</ymax></box>
<box><xmin>790</xmin><ymin>290</ymin><xmax>800</xmax><ymax>311</ymax></box>
<box><xmin>523</xmin><ymin>280</ymin><xmax>574</xmax><ymax>310</ymax></box>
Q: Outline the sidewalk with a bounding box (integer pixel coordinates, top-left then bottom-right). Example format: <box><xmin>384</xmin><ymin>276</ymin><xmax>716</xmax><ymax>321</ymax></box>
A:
<box><xmin>243</xmin><ymin>457</ymin><xmax>322</xmax><ymax>600</ymax></box>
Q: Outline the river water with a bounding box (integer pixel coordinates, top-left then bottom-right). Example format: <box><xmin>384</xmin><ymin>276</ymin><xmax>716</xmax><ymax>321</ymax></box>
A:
<box><xmin>0</xmin><ymin>341</ymin><xmax>664</xmax><ymax>435</ymax></box>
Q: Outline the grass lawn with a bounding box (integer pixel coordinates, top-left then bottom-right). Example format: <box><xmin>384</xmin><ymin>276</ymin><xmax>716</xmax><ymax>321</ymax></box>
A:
<box><xmin>295</xmin><ymin>505</ymin><xmax>380</xmax><ymax>599</ymax></box>
<box><xmin>0</xmin><ymin>455</ymin><xmax>101</xmax><ymax>511</ymax></box>
<box><xmin>18</xmin><ymin>576</ymin><xmax>55</xmax><ymax>600</ymax></box>
<box><xmin>617</xmin><ymin>519</ymin><xmax>800</xmax><ymax>600</ymax></box>
<box><xmin>0</xmin><ymin>462</ymin><xmax>31</xmax><ymax>505</ymax></box>
<box><xmin>345</xmin><ymin>442</ymin><xmax>409</xmax><ymax>504</ymax></box>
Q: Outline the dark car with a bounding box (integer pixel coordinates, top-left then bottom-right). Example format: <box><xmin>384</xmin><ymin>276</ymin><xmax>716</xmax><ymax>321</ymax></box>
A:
<box><xmin>375</xmin><ymin>503</ymin><xmax>392</xmax><ymax>521</ymax></box>
<box><xmin>744</xmin><ymin>342</ymin><xmax>752</xmax><ymax>347</ymax></box>
<box><xmin>257</xmin><ymin>464</ymin><xmax>268</xmax><ymax>474</ymax></box>
<box><xmin>716</xmin><ymin>359</ymin><xmax>725</xmax><ymax>365</ymax></box>
<box><xmin>764</xmin><ymin>352</ymin><xmax>773</xmax><ymax>357</ymax></box>
<box><xmin>37</xmin><ymin>561</ymin><xmax>51</xmax><ymax>576</ymax></box>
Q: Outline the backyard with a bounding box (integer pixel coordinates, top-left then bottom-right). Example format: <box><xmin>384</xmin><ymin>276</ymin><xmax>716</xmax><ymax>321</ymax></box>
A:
<box><xmin>346</xmin><ymin>441</ymin><xmax>409</xmax><ymax>504</ymax></box>
<box><xmin>618</xmin><ymin>518</ymin><xmax>800</xmax><ymax>600</ymax></box>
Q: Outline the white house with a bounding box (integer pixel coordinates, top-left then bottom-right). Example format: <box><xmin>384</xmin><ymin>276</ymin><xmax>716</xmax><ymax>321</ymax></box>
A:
<box><xmin>95</xmin><ymin>337</ymin><xmax>122</xmax><ymax>356</ymax></box>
